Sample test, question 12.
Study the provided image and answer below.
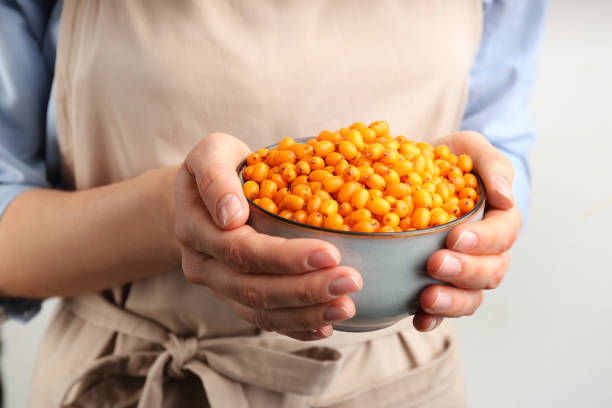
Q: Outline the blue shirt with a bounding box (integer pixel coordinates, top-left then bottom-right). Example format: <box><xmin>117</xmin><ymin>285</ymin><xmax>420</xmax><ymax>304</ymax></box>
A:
<box><xmin>0</xmin><ymin>0</ymin><xmax>548</xmax><ymax>321</ymax></box>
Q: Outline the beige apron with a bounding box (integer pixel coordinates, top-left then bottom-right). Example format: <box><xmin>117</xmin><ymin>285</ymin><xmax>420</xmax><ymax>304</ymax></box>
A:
<box><xmin>31</xmin><ymin>1</ymin><xmax>482</xmax><ymax>406</ymax></box>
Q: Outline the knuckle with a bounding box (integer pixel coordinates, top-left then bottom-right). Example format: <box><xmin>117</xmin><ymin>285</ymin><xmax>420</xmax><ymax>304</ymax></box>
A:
<box><xmin>294</xmin><ymin>311</ymin><xmax>317</xmax><ymax>330</ymax></box>
<box><xmin>221</xmin><ymin>231</ymin><xmax>253</xmax><ymax>271</ymax></box>
<box><xmin>174</xmin><ymin>220</ymin><xmax>192</xmax><ymax>247</ymax></box>
<box><xmin>296</xmin><ymin>283</ymin><xmax>321</xmax><ymax>306</ymax></box>
<box><xmin>196</xmin><ymin>164</ymin><xmax>225</xmax><ymax>198</ymax></box>
<box><xmin>238</xmin><ymin>282</ymin><xmax>270</xmax><ymax>310</ymax></box>
<box><xmin>251</xmin><ymin>309</ymin><xmax>276</xmax><ymax>332</ymax></box>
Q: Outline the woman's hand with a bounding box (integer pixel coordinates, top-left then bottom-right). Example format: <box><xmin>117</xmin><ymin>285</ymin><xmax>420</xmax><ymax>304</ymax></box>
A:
<box><xmin>174</xmin><ymin>133</ymin><xmax>363</xmax><ymax>341</ymax></box>
<box><xmin>413</xmin><ymin>131</ymin><xmax>522</xmax><ymax>331</ymax></box>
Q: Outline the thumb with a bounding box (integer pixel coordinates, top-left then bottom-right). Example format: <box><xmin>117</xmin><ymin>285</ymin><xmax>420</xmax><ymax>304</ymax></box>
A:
<box><xmin>185</xmin><ymin>132</ymin><xmax>252</xmax><ymax>229</ymax></box>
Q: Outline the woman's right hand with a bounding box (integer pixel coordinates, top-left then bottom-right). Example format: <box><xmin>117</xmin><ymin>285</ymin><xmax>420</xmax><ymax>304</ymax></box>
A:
<box><xmin>174</xmin><ymin>133</ymin><xmax>363</xmax><ymax>341</ymax></box>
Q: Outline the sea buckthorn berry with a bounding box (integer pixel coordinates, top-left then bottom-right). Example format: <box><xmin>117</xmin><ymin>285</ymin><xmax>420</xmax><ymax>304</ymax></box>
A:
<box><xmin>338</xmin><ymin>181</ymin><xmax>360</xmax><ymax>203</ymax></box>
<box><xmin>323</xmin><ymin>213</ymin><xmax>343</xmax><ymax>230</ymax></box>
<box><xmin>457</xmin><ymin>154</ymin><xmax>473</xmax><ymax>173</ymax></box>
<box><xmin>434</xmin><ymin>145</ymin><xmax>451</xmax><ymax>160</ymax></box>
<box><xmin>307</xmin><ymin>196</ymin><xmax>322</xmax><ymax>213</ymax></box>
<box><xmin>369</xmin><ymin>121</ymin><xmax>390</xmax><ymax>136</ymax></box>
<box><xmin>292</xmin><ymin>210</ymin><xmax>308</xmax><ymax>224</ymax></box>
<box><xmin>350</xmin><ymin>121</ymin><xmax>367</xmax><ymax>130</ymax></box>
<box><xmin>459</xmin><ymin>198</ymin><xmax>475</xmax><ymax>214</ymax></box>
<box><xmin>343</xmin><ymin>166</ymin><xmax>361</xmax><ymax>182</ymax></box>
<box><xmin>446</xmin><ymin>183</ymin><xmax>456</xmax><ymax>197</ymax></box>
<box><xmin>318</xmin><ymin>130</ymin><xmax>338</xmax><ymax>141</ymax></box>
<box><xmin>323</xmin><ymin>165</ymin><xmax>335</xmax><ymax>174</ymax></box>
<box><xmin>447</xmin><ymin>196</ymin><xmax>459</xmax><ymax>205</ymax></box>
<box><xmin>463</xmin><ymin>173</ymin><xmax>478</xmax><ymax>189</ymax></box>
<box><xmin>368</xmin><ymin>189</ymin><xmax>383</xmax><ymax>199</ymax></box>
<box><xmin>257</xmin><ymin>148</ymin><xmax>269</xmax><ymax>159</ymax></box>
<box><xmin>320</xmin><ymin>199</ymin><xmax>339</xmax><ymax>218</ymax></box>
<box><xmin>422</xmin><ymin>182</ymin><xmax>435</xmax><ymax>194</ymax></box>
<box><xmin>338</xmin><ymin>141</ymin><xmax>359</xmax><ymax>160</ymax></box>
<box><xmin>392</xmin><ymin>199</ymin><xmax>410</xmax><ymax>218</ymax></box>
<box><xmin>435</xmin><ymin>159</ymin><xmax>451</xmax><ymax>177</ymax></box>
<box><xmin>347</xmin><ymin>130</ymin><xmax>365</xmax><ymax>151</ymax></box>
<box><xmin>459</xmin><ymin>187</ymin><xmax>477</xmax><ymax>201</ymax></box>
<box><xmin>413</xmin><ymin>155</ymin><xmax>426</xmax><ymax>173</ymax></box>
<box><xmin>354</xmin><ymin>155</ymin><xmax>372</xmax><ymax>167</ymax></box>
<box><xmin>314</xmin><ymin>189</ymin><xmax>331</xmax><ymax>201</ymax></box>
<box><xmin>309</xmin><ymin>156</ymin><xmax>325</xmax><ymax>170</ymax></box>
<box><xmin>279</xmin><ymin>210</ymin><xmax>293</xmax><ymax>219</ymax></box>
<box><xmin>384</xmin><ymin>196</ymin><xmax>397</xmax><ymax>207</ymax></box>
<box><xmin>383</xmin><ymin>212</ymin><xmax>400</xmax><ymax>227</ymax></box>
<box><xmin>421</xmin><ymin>171</ymin><xmax>434</xmax><ymax>184</ymax></box>
<box><xmin>243</xmin><ymin>180</ymin><xmax>259</xmax><ymax>200</ymax></box>
<box><xmin>339</xmin><ymin>202</ymin><xmax>354</xmax><ymax>217</ymax></box>
<box><xmin>352</xmin><ymin>208</ymin><xmax>372</xmax><ymax>223</ymax></box>
<box><xmin>353</xmin><ymin>220</ymin><xmax>376</xmax><ymax>233</ymax></box>
<box><xmin>365</xmin><ymin>143</ymin><xmax>385</xmax><ymax>160</ymax></box>
<box><xmin>359</xmin><ymin>127</ymin><xmax>377</xmax><ymax>143</ymax></box>
<box><xmin>380</xmin><ymin>148</ymin><xmax>401</xmax><ymax>165</ymax></box>
<box><xmin>447</xmin><ymin>166</ymin><xmax>462</xmax><ymax>180</ymax></box>
<box><xmin>413</xmin><ymin>189</ymin><xmax>433</xmax><ymax>209</ymax></box>
<box><xmin>278</xmin><ymin>137</ymin><xmax>295</xmax><ymax>150</ymax></box>
<box><xmin>402</xmin><ymin>195</ymin><xmax>415</xmax><ymax>217</ymax></box>
<box><xmin>435</xmin><ymin>183</ymin><xmax>450</xmax><ymax>201</ymax></box>
<box><xmin>247</xmin><ymin>152</ymin><xmax>261</xmax><ymax>166</ymax></box>
<box><xmin>242</xmin><ymin>165</ymin><xmax>255</xmax><ymax>181</ymax></box>
<box><xmin>365</xmin><ymin>173</ymin><xmax>386</xmax><ymax>190</ymax></box>
<box><xmin>384</xmin><ymin>140</ymin><xmax>400</xmax><ymax>150</ymax></box>
<box><xmin>417</xmin><ymin>142</ymin><xmax>434</xmax><ymax>152</ymax></box>
<box><xmin>292</xmin><ymin>184</ymin><xmax>312</xmax><ymax>201</ymax></box>
<box><xmin>400</xmin><ymin>143</ymin><xmax>420</xmax><ymax>159</ymax></box>
<box><xmin>383</xmin><ymin>169</ymin><xmax>400</xmax><ymax>185</ymax></box>
<box><xmin>334</xmin><ymin>159</ymin><xmax>350</xmax><ymax>176</ymax></box>
<box><xmin>325</xmin><ymin>152</ymin><xmax>344</xmax><ymax>166</ymax></box>
<box><xmin>322</xmin><ymin>176</ymin><xmax>344</xmax><ymax>193</ymax></box>
<box><xmin>257</xmin><ymin>197</ymin><xmax>278</xmax><ymax>214</ymax></box>
<box><xmin>350</xmin><ymin>188</ymin><xmax>369</xmax><ymax>209</ymax></box>
<box><xmin>272</xmin><ymin>150</ymin><xmax>296</xmax><ymax>166</ymax></box>
<box><xmin>309</xmin><ymin>181</ymin><xmax>322</xmax><ymax>192</ymax></box>
<box><xmin>358</xmin><ymin>166</ymin><xmax>374</xmax><ymax>182</ymax></box>
<box><xmin>400</xmin><ymin>217</ymin><xmax>412</xmax><ymax>230</ymax></box>
<box><xmin>442</xmin><ymin>202</ymin><xmax>461</xmax><ymax>217</ymax></box>
<box><xmin>405</xmin><ymin>171</ymin><xmax>423</xmax><ymax>187</ymax></box>
<box><xmin>274</xmin><ymin>187</ymin><xmax>289</xmax><ymax>206</ymax></box>
<box><xmin>377</xmin><ymin>226</ymin><xmax>395</xmax><ymax>233</ymax></box>
<box><xmin>290</xmin><ymin>143</ymin><xmax>314</xmax><ymax>159</ymax></box>
<box><xmin>372</xmin><ymin>162</ymin><xmax>390</xmax><ymax>176</ymax></box>
<box><xmin>306</xmin><ymin>212</ymin><xmax>324</xmax><ymax>227</ymax></box>
<box><xmin>451</xmin><ymin>176</ymin><xmax>466</xmax><ymax>191</ymax></box>
<box><xmin>447</xmin><ymin>214</ymin><xmax>458</xmax><ymax>222</ymax></box>
<box><xmin>259</xmin><ymin>179</ymin><xmax>278</xmax><ymax>199</ymax></box>
<box><xmin>385</xmin><ymin>182</ymin><xmax>411</xmax><ymax>199</ymax></box>
<box><xmin>314</xmin><ymin>140</ymin><xmax>335</xmax><ymax>157</ymax></box>
<box><xmin>280</xmin><ymin>162</ymin><xmax>294</xmax><ymax>173</ymax></box>
<box><xmin>447</xmin><ymin>153</ymin><xmax>458</xmax><ymax>166</ymax></box>
<box><xmin>429</xmin><ymin>208</ymin><xmax>449</xmax><ymax>226</ymax></box>
<box><xmin>431</xmin><ymin>193</ymin><xmax>443</xmax><ymax>209</ymax></box>
<box><xmin>392</xmin><ymin>160</ymin><xmax>414</xmax><ymax>177</ymax></box>
<box><xmin>368</xmin><ymin>197</ymin><xmax>391</xmax><ymax>216</ymax></box>
<box><xmin>309</xmin><ymin>170</ymin><xmax>333</xmax><ymax>182</ymax></box>
<box><xmin>411</xmin><ymin>208</ymin><xmax>431</xmax><ymax>229</ymax></box>
<box><xmin>295</xmin><ymin>160</ymin><xmax>311</xmax><ymax>175</ymax></box>
<box><xmin>290</xmin><ymin>175</ymin><xmax>309</xmax><ymax>190</ymax></box>
<box><xmin>281</xmin><ymin>194</ymin><xmax>305</xmax><ymax>211</ymax></box>
<box><xmin>282</xmin><ymin>166</ymin><xmax>297</xmax><ymax>183</ymax></box>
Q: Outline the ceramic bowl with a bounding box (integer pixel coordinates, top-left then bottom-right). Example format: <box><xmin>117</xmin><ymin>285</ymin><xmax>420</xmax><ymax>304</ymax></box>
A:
<box><xmin>239</xmin><ymin>143</ymin><xmax>486</xmax><ymax>332</ymax></box>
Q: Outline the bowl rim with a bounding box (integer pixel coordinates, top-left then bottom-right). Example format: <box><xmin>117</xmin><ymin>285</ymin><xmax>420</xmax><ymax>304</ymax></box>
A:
<box><xmin>239</xmin><ymin>138</ymin><xmax>486</xmax><ymax>238</ymax></box>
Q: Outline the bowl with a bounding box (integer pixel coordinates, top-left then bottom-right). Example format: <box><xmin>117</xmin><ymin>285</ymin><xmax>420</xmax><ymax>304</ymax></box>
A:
<box><xmin>239</xmin><ymin>141</ymin><xmax>486</xmax><ymax>332</ymax></box>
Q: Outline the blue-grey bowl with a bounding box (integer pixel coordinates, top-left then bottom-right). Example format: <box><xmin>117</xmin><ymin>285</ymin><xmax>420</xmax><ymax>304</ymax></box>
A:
<box><xmin>239</xmin><ymin>146</ymin><xmax>485</xmax><ymax>332</ymax></box>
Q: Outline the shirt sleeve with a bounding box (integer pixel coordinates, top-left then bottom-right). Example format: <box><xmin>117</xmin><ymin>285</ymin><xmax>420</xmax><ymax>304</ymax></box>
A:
<box><xmin>460</xmin><ymin>0</ymin><xmax>549</xmax><ymax>220</ymax></box>
<box><xmin>0</xmin><ymin>0</ymin><xmax>58</xmax><ymax>322</ymax></box>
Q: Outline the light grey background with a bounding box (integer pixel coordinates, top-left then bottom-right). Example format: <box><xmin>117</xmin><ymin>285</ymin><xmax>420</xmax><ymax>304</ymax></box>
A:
<box><xmin>2</xmin><ymin>1</ymin><xmax>612</xmax><ymax>407</ymax></box>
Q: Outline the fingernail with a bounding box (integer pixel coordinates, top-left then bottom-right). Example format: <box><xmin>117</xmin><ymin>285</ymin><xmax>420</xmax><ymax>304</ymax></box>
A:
<box><xmin>328</xmin><ymin>276</ymin><xmax>361</xmax><ymax>295</ymax></box>
<box><xmin>435</xmin><ymin>255</ymin><xmax>462</xmax><ymax>278</ymax></box>
<box><xmin>452</xmin><ymin>231</ymin><xmax>478</xmax><ymax>251</ymax></box>
<box><xmin>495</xmin><ymin>175</ymin><xmax>513</xmax><ymax>202</ymax></box>
<box><xmin>217</xmin><ymin>193</ymin><xmax>244</xmax><ymax>227</ymax></box>
<box><xmin>431</xmin><ymin>291</ymin><xmax>452</xmax><ymax>312</ymax></box>
<box><xmin>323</xmin><ymin>305</ymin><xmax>350</xmax><ymax>322</ymax></box>
<box><xmin>307</xmin><ymin>250</ymin><xmax>339</xmax><ymax>269</ymax></box>
<box><xmin>424</xmin><ymin>316</ymin><xmax>441</xmax><ymax>332</ymax></box>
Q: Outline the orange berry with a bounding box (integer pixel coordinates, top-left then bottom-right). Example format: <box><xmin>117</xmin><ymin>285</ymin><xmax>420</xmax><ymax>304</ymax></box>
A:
<box><xmin>359</xmin><ymin>127</ymin><xmax>377</xmax><ymax>143</ymax></box>
<box><xmin>350</xmin><ymin>188</ymin><xmax>369</xmax><ymax>209</ymax></box>
<box><xmin>337</xmin><ymin>181</ymin><xmax>360</xmax><ymax>203</ymax></box>
<box><xmin>449</xmin><ymin>167</ymin><xmax>464</xmax><ymax>181</ymax></box>
<box><xmin>295</xmin><ymin>160</ymin><xmax>311</xmax><ymax>176</ymax></box>
<box><xmin>322</xmin><ymin>176</ymin><xmax>344</xmax><ymax>193</ymax></box>
<box><xmin>413</xmin><ymin>189</ymin><xmax>433</xmax><ymax>209</ymax></box>
<box><xmin>459</xmin><ymin>198</ymin><xmax>475</xmax><ymax>214</ymax></box>
<box><xmin>459</xmin><ymin>187</ymin><xmax>477</xmax><ymax>201</ymax></box>
<box><xmin>377</xmin><ymin>226</ymin><xmax>395</xmax><ymax>233</ymax></box>
<box><xmin>399</xmin><ymin>217</ymin><xmax>412</xmax><ymax>230</ymax></box>
<box><xmin>325</xmin><ymin>152</ymin><xmax>344</xmax><ymax>166</ymax></box>
<box><xmin>463</xmin><ymin>173</ymin><xmax>478</xmax><ymax>189</ymax></box>
<box><xmin>338</xmin><ymin>141</ymin><xmax>359</xmax><ymax>161</ymax></box>
<box><xmin>352</xmin><ymin>208</ymin><xmax>372</xmax><ymax>223</ymax></box>
<box><xmin>365</xmin><ymin>173</ymin><xmax>386</xmax><ymax>190</ymax></box>
<box><xmin>347</xmin><ymin>130</ymin><xmax>365</xmax><ymax>151</ymax></box>
<box><xmin>309</xmin><ymin>156</ymin><xmax>325</xmax><ymax>170</ymax></box>
<box><xmin>405</xmin><ymin>172</ymin><xmax>423</xmax><ymax>187</ymax></box>
<box><xmin>247</xmin><ymin>152</ymin><xmax>261</xmax><ymax>166</ymax></box>
<box><xmin>429</xmin><ymin>208</ymin><xmax>449</xmax><ymax>226</ymax></box>
<box><xmin>314</xmin><ymin>189</ymin><xmax>331</xmax><ymax>201</ymax></box>
<box><xmin>242</xmin><ymin>165</ymin><xmax>255</xmax><ymax>181</ymax></box>
<box><xmin>339</xmin><ymin>202</ymin><xmax>354</xmax><ymax>217</ymax></box>
<box><xmin>392</xmin><ymin>160</ymin><xmax>414</xmax><ymax>177</ymax></box>
<box><xmin>411</xmin><ymin>208</ymin><xmax>431</xmax><ymax>229</ymax></box>
<box><xmin>279</xmin><ymin>210</ymin><xmax>293</xmax><ymax>219</ymax></box>
<box><xmin>320</xmin><ymin>199</ymin><xmax>339</xmax><ymax>218</ymax></box>
<box><xmin>278</xmin><ymin>137</ymin><xmax>296</xmax><ymax>150</ymax></box>
<box><xmin>243</xmin><ymin>180</ymin><xmax>259</xmax><ymax>200</ymax></box>
<box><xmin>282</xmin><ymin>166</ymin><xmax>297</xmax><ymax>183</ymax></box>
<box><xmin>431</xmin><ymin>192</ymin><xmax>443</xmax><ymax>209</ymax></box>
<box><xmin>306</xmin><ymin>212</ymin><xmax>324</xmax><ymax>227</ymax></box>
<box><xmin>314</xmin><ymin>140</ymin><xmax>335</xmax><ymax>157</ymax></box>
<box><xmin>434</xmin><ymin>145</ymin><xmax>451</xmax><ymax>160</ymax></box>
<box><xmin>457</xmin><ymin>154</ymin><xmax>473</xmax><ymax>173</ymax></box>
<box><xmin>442</xmin><ymin>202</ymin><xmax>460</xmax><ymax>217</ymax></box>
<box><xmin>292</xmin><ymin>184</ymin><xmax>312</xmax><ymax>201</ymax></box>
<box><xmin>292</xmin><ymin>210</ymin><xmax>308</xmax><ymax>224</ymax></box>
<box><xmin>367</xmin><ymin>197</ymin><xmax>391</xmax><ymax>216</ymax></box>
<box><xmin>323</xmin><ymin>213</ymin><xmax>344</xmax><ymax>230</ymax></box>
<box><xmin>281</xmin><ymin>194</ymin><xmax>305</xmax><ymax>211</ymax></box>
<box><xmin>257</xmin><ymin>197</ymin><xmax>278</xmax><ymax>214</ymax></box>
<box><xmin>369</xmin><ymin>121</ymin><xmax>389</xmax><ymax>136</ymax></box>
<box><xmin>383</xmin><ymin>212</ymin><xmax>400</xmax><ymax>227</ymax></box>
<box><xmin>380</xmin><ymin>148</ymin><xmax>401</xmax><ymax>165</ymax></box>
<box><xmin>274</xmin><ymin>187</ymin><xmax>290</xmax><ymax>206</ymax></box>
<box><xmin>352</xmin><ymin>220</ymin><xmax>377</xmax><ymax>233</ymax></box>
<box><xmin>259</xmin><ymin>179</ymin><xmax>278</xmax><ymax>199</ymax></box>
<box><xmin>307</xmin><ymin>196</ymin><xmax>322</xmax><ymax>213</ymax></box>
<box><xmin>365</xmin><ymin>143</ymin><xmax>385</xmax><ymax>161</ymax></box>
<box><xmin>343</xmin><ymin>165</ymin><xmax>361</xmax><ymax>182</ymax></box>
<box><xmin>309</xmin><ymin>170</ymin><xmax>333</xmax><ymax>182</ymax></box>
<box><xmin>385</xmin><ymin>182</ymin><xmax>411</xmax><ymax>199</ymax></box>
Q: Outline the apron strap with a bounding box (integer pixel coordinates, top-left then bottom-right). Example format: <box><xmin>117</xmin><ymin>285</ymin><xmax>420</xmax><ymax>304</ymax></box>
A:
<box><xmin>60</xmin><ymin>294</ymin><xmax>342</xmax><ymax>407</ymax></box>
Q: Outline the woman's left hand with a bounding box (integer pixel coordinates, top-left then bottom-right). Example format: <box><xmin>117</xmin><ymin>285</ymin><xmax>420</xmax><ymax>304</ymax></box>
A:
<box><xmin>413</xmin><ymin>131</ymin><xmax>523</xmax><ymax>331</ymax></box>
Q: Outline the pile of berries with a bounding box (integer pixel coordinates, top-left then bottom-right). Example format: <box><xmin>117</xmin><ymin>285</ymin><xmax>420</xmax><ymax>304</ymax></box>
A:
<box><xmin>242</xmin><ymin>121</ymin><xmax>480</xmax><ymax>232</ymax></box>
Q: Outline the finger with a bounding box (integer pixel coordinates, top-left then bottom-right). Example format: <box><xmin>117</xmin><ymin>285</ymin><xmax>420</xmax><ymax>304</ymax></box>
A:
<box><xmin>179</xmin><ymin>197</ymin><xmax>342</xmax><ymax>274</ymax></box>
<box><xmin>184</xmin><ymin>254</ymin><xmax>362</xmax><ymax>309</ymax></box>
<box><xmin>277</xmin><ymin>326</ymin><xmax>334</xmax><ymax>341</ymax></box>
<box><xmin>185</xmin><ymin>132</ymin><xmax>252</xmax><ymax>229</ymax></box>
<box><xmin>420</xmin><ymin>285</ymin><xmax>484</xmax><ymax>318</ymax></box>
<box><xmin>220</xmin><ymin>294</ymin><xmax>356</xmax><ymax>332</ymax></box>
<box><xmin>428</xmin><ymin>250</ymin><xmax>510</xmax><ymax>290</ymax></box>
<box><xmin>440</xmin><ymin>131</ymin><xmax>515</xmax><ymax>210</ymax></box>
<box><xmin>412</xmin><ymin>311</ymin><xmax>443</xmax><ymax>332</ymax></box>
<box><xmin>446</xmin><ymin>205</ymin><xmax>522</xmax><ymax>255</ymax></box>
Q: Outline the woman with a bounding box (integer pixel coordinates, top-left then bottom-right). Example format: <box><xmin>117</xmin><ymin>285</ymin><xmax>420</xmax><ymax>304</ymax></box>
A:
<box><xmin>0</xmin><ymin>0</ymin><xmax>547</xmax><ymax>406</ymax></box>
